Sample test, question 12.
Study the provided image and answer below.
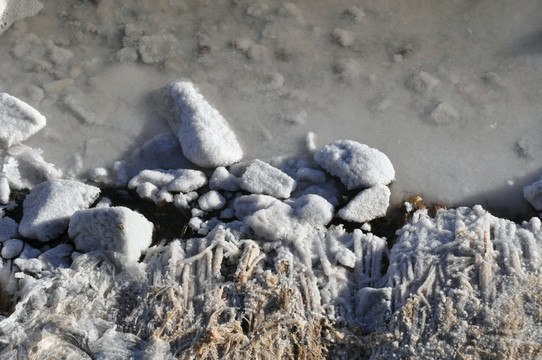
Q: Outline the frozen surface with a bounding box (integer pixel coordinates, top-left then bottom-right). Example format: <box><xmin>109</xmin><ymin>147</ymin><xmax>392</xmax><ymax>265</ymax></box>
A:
<box><xmin>168</xmin><ymin>81</ymin><xmax>244</xmax><ymax>168</ymax></box>
<box><xmin>0</xmin><ymin>93</ymin><xmax>45</xmax><ymax>149</ymax></box>
<box><xmin>19</xmin><ymin>179</ymin><xmax>100</xmax><ymax>242</ymax></box>
<box><xmin>315</xmin><ymin>140</ymin><xmax>395</xmax><ymax>189</ymax></box>
<box><xmin>68</xmin><ymin>206</ymin><xmax>153</xmax><ymax>261</ymax></box>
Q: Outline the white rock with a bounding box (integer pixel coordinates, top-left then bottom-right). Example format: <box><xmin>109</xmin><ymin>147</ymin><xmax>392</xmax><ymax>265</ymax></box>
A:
<box><xmin>0</xmin><ymin>93</ymin><xmax>46</xmax><ymax>148</ymax></box>
<box><xmin>68</xmin><ymin>206</ymin><xmax>153</xmax><ymax>262</ymax></box>
<box><xmin>240</xmin><ymin>159</ymin><xmax>296</xmax><ymax>199</ymax></box>
<box><xmin>19</xmin><ymin>179</ymin><xmax>100</xmax><ymax>242</ymax></box>
<box><xmin>314</xmin><ymin>140</ymin><xmax>395</xmax><ymax>189</ymax></box>
<box><xmin>337</xmin><ymin>184</ymin><xmax>391</xmax><ymax>223</ymax></box>
<box><xmin>524</xmin><ymin>179</ymin><xmax>542</xmax><ymax>211</ymax></box>
<box><xmin>296</xmin><ymin>167</ymin><xmax>326</xmax><ymax>184</ymax></box>
<box><xmin>1</xmin><ymin>238</ymin><xmax>23</xmax><ymax>259</ymax></box>
<box><xmin>0</xmin><ymin>216</ymin><xmax>18</xmax><ymax>241</ymax></box>
<box><xmin>168</xmin><ymin>81</ymin><xmax>243</xmax><ymax>168</ymax></box>
<box><xmin>198</xmin><ymin>191</ymin><xmax>226</xmax><ymax>212</ymax></box>
<box><xmin>128</xmin><ymin>168</ymin><xmax>207</xmax><ymax>195</ymax></box>
<box><xmin>38</xmin><ymin>243</ymin><xmax>73</xmax><ymax>268</ymax></box>
<box><xmin>245</xmin><ymin>201</ymin><xmax>298</xmax><ymax>241</ymax></box>
<box><xmin>234</xmin><ymin>194</ymin><xmax>280</xmax><ymax>220</ymax></box>
<box><xmin>293</xmin><ymin>194</ymin><xmax>334</xmax><ymax>227</ymax></box>
<box><xmin>4</xmin><ymin>145</ymin><xmax>62</xmax><ymax>189</ymax></box>
<box><xmin>210</xmin><ymin>166</ymin><xmax>240</xmax><ymax>191</ymax></box>
<box><xmin>167</xmin><ymin>169</ymin><xmax>207</xmax><ymax>193</ymax></box>
<box><xmin>0</xmin><ymin>0</ymin><xmax>43</xmax><ymax>35</ymax></box>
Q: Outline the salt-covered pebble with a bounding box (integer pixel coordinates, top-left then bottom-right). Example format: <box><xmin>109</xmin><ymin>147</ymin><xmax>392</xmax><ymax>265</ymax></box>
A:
<box><xmin>209</xmin><ymin>166</ymin><xmax>240</xmax><ymax>191</ymax></box>
<box><xmin>0</xmin><ymin>93</ymin><xmax>46</xmax><ymax>149</ymax></box>
<box><xmin>293</xmin><ymin>194</ymin><xmax>334</xmax><ymax>227</ymax></box>
<box><xmin>524</xmin><ymin>179</ymin><xmax>542</xmax><ymax>211</ymax></box>
<box><xmin>245</xmin><ymin>201</ymin><xmax>298</xmax><ymax>241</ymax></box>
<box><xmin>234</xmin><ymin>194</ymin><xmax>279</xmax><ymax>220</ymax></box>
<box><xmin>68</xmin><ymin>206</ymin><xmax>153</xmax><ymax>261</ymax></box>
<box><xmin>1</xmin><ymin>239</ymin><xmax>24</xmax><ymax>259</ymax></box>
<box><xmin>406</xmin><ymin>70</ymin><xmax>439</xmax><ymax>93</ymax></box>
<box><xmin>0</xmin><ymin>216</ymin><xmax>18</xmax><ymax>241</ymax></box>
<box><xmin>315</xmin><ymin>140</ymin><xmax>395</xmax><ymax>189</ymax></box>
<box><xmin>168</xmin><ymin>81</ymin><xmax>243</xmax><ymax>168</ymax></box>
<box><xmin>296</xmin><ymin>167</ymin><xmax>326</xmax><ymax>184</ymax></box>
<box><xmin>38</xmin><ymin>243</ymin><xmax>73</xmax><ymax>268</ymax></box>
<box><xmin>19</xmin><ymin>179</ymin><xmax>100</xmax><ymax>242</ymax></box>
<box><xmin>167</xmin><ymin>169</ymin><xmax>207</xmax><ymax>193</ymax></box>
<box><xmin>337</xmin><ymin>184</ymin><xmax>391</xmax><ymax>223</ymax></box>
<box><xmin>198</xmin><ymin>191</ymin><xmax>226</xmax><ymax>212</ymax></box>
<box><xmin>4</xmin><ymin>145</ymin><xmax>63</xmax><ymax>189</ymax></box>
<box><xmin>240</xmin><ymin>159</ymin><xmax>296</xmax><ymax>199</ymax></box>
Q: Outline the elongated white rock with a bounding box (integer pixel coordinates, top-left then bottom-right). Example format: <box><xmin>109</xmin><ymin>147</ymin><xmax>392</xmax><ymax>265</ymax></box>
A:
<box><xmin>19</xmin><ymin>179</ymin><xmax>100</xmax><ymax>242</ymax></box>
<box><xmin>0</xmin><ymin>93</ymin><xmax>46</xmax><ymax>148</ymax></box>
<box><xmin>315</xmin><ymin>140</ymin><xmax>395</xmax><ymax>189</ymax></box>
<box><xmin>168</xmin><ymin>81</ymin><xmax>243</xmax><ymax>168</ymax></box>
<box><xmin>338</xmin><ymin>184</ymin><xmax>391</xmax><ymax>223</ymax></box>
<box><xmin>69</xmin><ymin>206</ymin><xmax>153</xmax><ymax>261</ymax></box>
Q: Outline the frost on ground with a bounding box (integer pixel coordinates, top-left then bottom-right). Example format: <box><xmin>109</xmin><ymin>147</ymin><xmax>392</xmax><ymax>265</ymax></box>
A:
<box><xmin>0</xmin><ymin>83</ymin><xmax>541</xmax><ymax>358</ymax></box>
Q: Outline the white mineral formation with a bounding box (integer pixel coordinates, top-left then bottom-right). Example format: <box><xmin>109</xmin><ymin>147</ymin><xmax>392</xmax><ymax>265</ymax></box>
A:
<box><xmin>315</xmin><ymin>140</ymin><xmax>395</xmax><ymax>189</ymax></box>
<box><xmin>337</xmin><ymin>184</ymin><xmax>391</xmax><ymax>223</ymax></box>
<box><xmin>167</xmin><ymin>81</ymin><xmax>243</xmax><ymax>168</ymax></box>
<box><xmin>0</xmin><ymin>93</ymin><xmax>46</xmax><ymax>149</ymax></box>
<box><xmin>240</xmin><ymin>159</ymin><xmax>296</xmax><ymax>199</ymax></box>
<box><xmin>68</xmin><ymin>206</ymin><xmax>153</xmax><ymax>261</ymax></box>
<box><xmin>19</xmin><ymin>179</ymin><xmax>100</xmax><ymax>242</ymax></box>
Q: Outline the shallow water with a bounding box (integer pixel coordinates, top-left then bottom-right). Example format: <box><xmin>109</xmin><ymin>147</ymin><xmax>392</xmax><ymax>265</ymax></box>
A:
<box><xmin>1</xmin><ymin>0</ymin><xmax>542</xmax><ymax>218</ymax></box>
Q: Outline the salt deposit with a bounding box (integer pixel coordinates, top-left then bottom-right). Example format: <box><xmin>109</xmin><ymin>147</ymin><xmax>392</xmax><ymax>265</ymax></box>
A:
<box><xmin>240</xmin><ymin>159</ymin><xmax>296</xmax><ymax>199</ymax></box>
<box><xmin>0</xmin><ymin>93</ymin><xmax>45</xmax><ymax>149</ymax></box>
<box><xmin>19</xmin><ymin>179</ymin><xmax>100</xmax><ymax>242</ymax></box>
<box><xmin>315</xmin><ymin>140</ymin><xmax>395</xmax><ymax>189</ymax></box>
<box><xmin>0</xmin><ymin>0</ymin><xmax>42</xmax><ymax>35</ymax></box>
<box><xmin>337</xmin><ymin>184</ymin><xmax>391</xmax><ymax>223</ymax></box>
<box><xmin>167</xmin><ymin>81</ymin><xmax>244</xmax><ymax>168</ymax></box>
<box><xmin>0</xmin><ymin>1</ymin><xmax>541</xmax><ymax>358</ymax></box>
<box><xmin>68</xmin><ymin>206</ymin><xmax>153</xmax><ymax>261</ymax></box>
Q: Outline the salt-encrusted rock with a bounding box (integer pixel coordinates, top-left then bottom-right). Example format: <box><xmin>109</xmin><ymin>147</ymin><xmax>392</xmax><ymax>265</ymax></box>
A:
<box><xmin>209</xmin><ymin>166</ymin><xmax>240</xmax><ymax>191</ymax></box>
<box><xmin>0</xmin><ymin>216</ymin><xmax>18</xmax><ymax>241</ymax></box>
<box><xmin>69</xmin><ymin>206</ymin><xmax>153</xmax><ymax>261</ymax></box>
<box><xmin>240</xmin><ymin>159</ymin><xmax>296</xmax><ymax>199</ymax></box>
<box><xmin>315</xmin><ymin>140</ymin><xmax>395</xmax><ymax>189</ymax></box>
<box><xmin>128</xmin><ymin>168</ymin><xmax>207</xmax><ymax>200</ymax></box>
<box><xmin>198</xmin><ymin>191</ymin><xmax>226</xmax><ymax>212</ymax></box>
<box><xmin>337</xmin><ymin>184</ymin><xmax>391</xmax><ymax>223</ymax></box>
<box><xmin>234</xmin><ymin>194</ymin><xmax>279</xmax><ymax>220</ymax></box>
<box><xmin>524</xmin><ymin>178</ymin><xmax>542</xmax><ymax>211</ymax></box>
<box><xmin>168</xmin><ymin>81</ymin><xmax>243</xmax><ymax>168</ymax></box>
<box><xmin>0</xmin><ymin>0</ymin><xmax>43</xmax><ymax>35</ymax></box>
<box><xmin>19</xmin><ymin>179</ymin><xmax>100</xmax><ymax>242</ymax></box>
<box><xmin>1</xmin><ymin>239</ymin><xmax>24</xmax><ymax>259</ymax></box>
<box><xmin>38</xmin><ymin>243</ymin><xmax>73</xmax><ymax>268</ymax></box>
<box><xmin>245</xmin><ymin>201</ymin><xmax>298</xmax><ymax>241</ymax></box>
<box><xmin>0</xmin><ymin>93</ymin><xmax>46</xmax><ymax>149</ymax></box>
<box><xmin>293</xmin><ymin>194</ymin><xmax>334</xmax><ymax>227</ymax></box>
<box><xmin>332</xmin><ymin>28</ymin><xmax>355</xmax><ymax>47</ymax></box>
<box><xmin>167</xmin><ymin>169</ymin><xmax>207</xmax><ymax>193</ymax></box>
